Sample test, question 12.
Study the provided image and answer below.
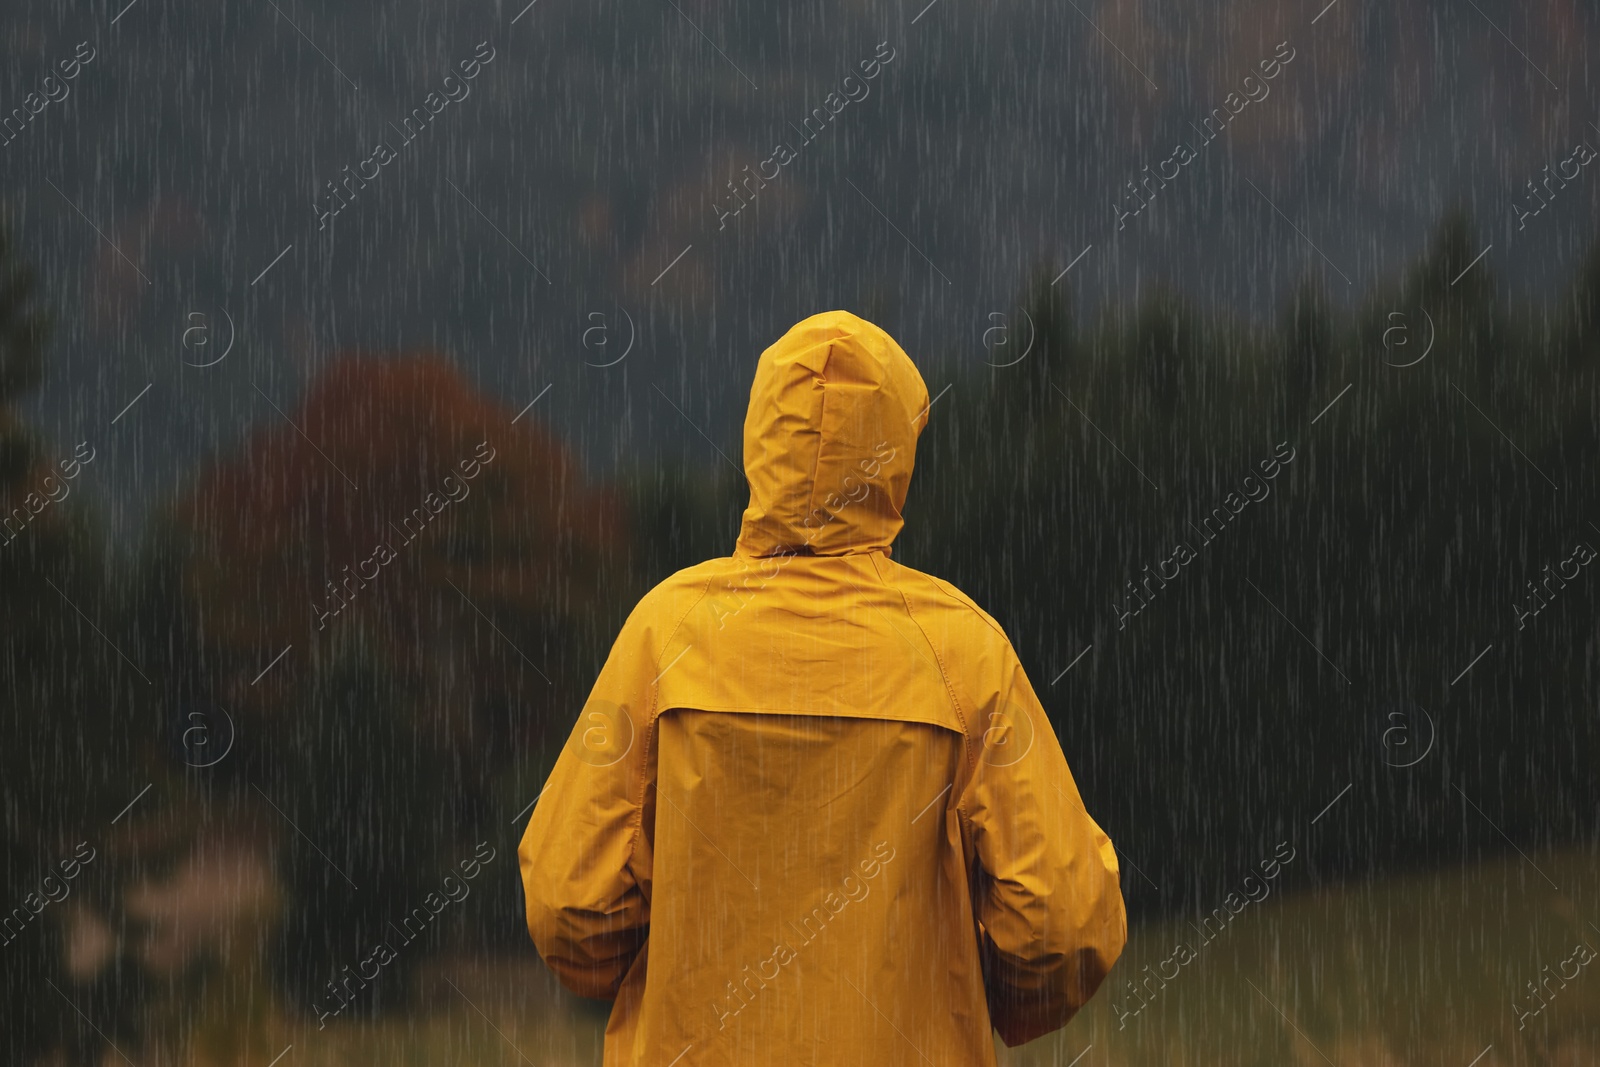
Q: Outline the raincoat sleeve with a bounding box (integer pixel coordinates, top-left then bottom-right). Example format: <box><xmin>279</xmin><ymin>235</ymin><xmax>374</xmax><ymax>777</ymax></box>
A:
<box><xmin>958</xmin><ymin>651</ymin><xmax>1126</xmax><ymax>1046</ymax></box>
<box><xmin>518</xmin><ymin>600</ymin><xmax>662</xmax><ymax>1000</ymax></box>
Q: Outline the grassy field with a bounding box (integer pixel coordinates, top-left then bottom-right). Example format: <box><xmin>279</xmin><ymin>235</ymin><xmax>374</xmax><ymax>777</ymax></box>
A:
<box><xmin>1007</xmin><ymin>847</ymin><xmax>1600</xmax><ymax>1067</ymax></box>
<box><xmin>116</xmin><ymin>847</ymin><xmax>1598</xmax><ymax>1067</ymax></box>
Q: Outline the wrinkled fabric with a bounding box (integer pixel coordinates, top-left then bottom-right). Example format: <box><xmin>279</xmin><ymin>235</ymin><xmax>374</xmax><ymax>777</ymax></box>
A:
<box><xmin>520</xmin><ymin>310</ymin><xmax>1126</xmax><ymax>1065</ymax></box>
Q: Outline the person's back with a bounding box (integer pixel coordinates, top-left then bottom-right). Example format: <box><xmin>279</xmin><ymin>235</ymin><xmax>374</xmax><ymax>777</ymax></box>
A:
<box><xmin>519</xmin><ymin>311</ymin><xmax>1126</xmax><ymax>1066</ymax></box>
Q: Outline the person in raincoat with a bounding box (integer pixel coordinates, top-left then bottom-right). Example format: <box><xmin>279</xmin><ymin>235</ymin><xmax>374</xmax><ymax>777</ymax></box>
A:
<box><xmin>519</xmin><ymin>310</ymin><xmax>1125</xmax><ymax>1065</ymax></box>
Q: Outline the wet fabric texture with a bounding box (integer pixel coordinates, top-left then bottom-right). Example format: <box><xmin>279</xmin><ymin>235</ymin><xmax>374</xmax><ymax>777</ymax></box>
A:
<box><xmin>520</xmin><ymin>310</ymin><xmax>1126</xmax><ymax>1065</ymax></box>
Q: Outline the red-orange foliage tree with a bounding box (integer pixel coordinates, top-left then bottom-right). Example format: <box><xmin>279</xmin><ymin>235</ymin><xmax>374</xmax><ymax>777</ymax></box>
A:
<box><xmin>147</xmin><ymin>352</ymin><xmax>630</xmax><ymax>1011</ymax></box>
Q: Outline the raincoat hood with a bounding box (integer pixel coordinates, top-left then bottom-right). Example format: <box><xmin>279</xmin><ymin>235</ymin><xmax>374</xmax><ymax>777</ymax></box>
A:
<box><xmin>735</xmin><ymin>311</ymin><xmax>930</xmax><ymax>559</ymax></box>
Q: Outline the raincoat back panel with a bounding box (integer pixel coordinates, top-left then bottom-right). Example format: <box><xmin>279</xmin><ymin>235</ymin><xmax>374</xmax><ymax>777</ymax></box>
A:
<box><xmin>621</xmin><ymin>709</ymin><xmax>997</xmax><ymax>1067</ymax></box>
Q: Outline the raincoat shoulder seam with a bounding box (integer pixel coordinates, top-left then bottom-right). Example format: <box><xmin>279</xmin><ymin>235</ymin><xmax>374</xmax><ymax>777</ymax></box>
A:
<box><xmin>628</xmin><ymin>571</ymin><xmax>714</xmax><ymax>875</ymax></box>
<box><xmin>868</xmin><ymin>552</ymin><xmax>976</xmax><ymax>784</ymax></box>
<box><xmin>646</xmin><ymin>572</ymin><xmax>712</xmax><ymax>712</ymax></box>
<box><xmin>923</xmin><ymin>571</ymin><xmax>1012</xmax><ymax>645</ymax></box>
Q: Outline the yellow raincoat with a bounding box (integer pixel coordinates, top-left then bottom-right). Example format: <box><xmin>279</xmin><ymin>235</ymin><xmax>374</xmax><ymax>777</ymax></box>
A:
<box><xmin>520</xmin><ymin>311</ymin><xmax>1125</xmax><ymax>1065</ymax></box>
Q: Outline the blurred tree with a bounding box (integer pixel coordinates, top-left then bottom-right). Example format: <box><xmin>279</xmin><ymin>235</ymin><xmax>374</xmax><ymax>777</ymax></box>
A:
<box><xmin>0</xmin><ymin>224</ymin><xmax>48</xmax><ymax>404</ymax></box>
<box><xmin>1561</xmin><ymin>237</ymin><xmax>1600</xmax><ymax>367</ymax></box>
<box><xmin>150</xmin><ymin>352</ymin><xmax>631</xmax><ymax>1017</ymax></box>
<box><xmin>1280</xmin><ymin>276</ymin><xmax>1331</xmax><ymax>420</ymax></box>
<box><xmin>1132</xmin><ymin>286</ymin><xmax>1192</xmax><ymax>423</ymax></box>
<box><xmin>1397</xmin><ymin>207</ymin><xmax>1506</xmax><ymax>388</ymax></box>
<box><xmin>0</xmin><ymin>217</ymin><xmax>61</xmax><ymax>1067</ymax></box>
<box><xmin>1003</xmin><ymin>261</ymin><xmax>1076</xmax><ymax>421</ymax></box>
<box><xmin>0</xmin><ymin>219</ymin><xmax>142</xmax><ymax>1065</ymax></box>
